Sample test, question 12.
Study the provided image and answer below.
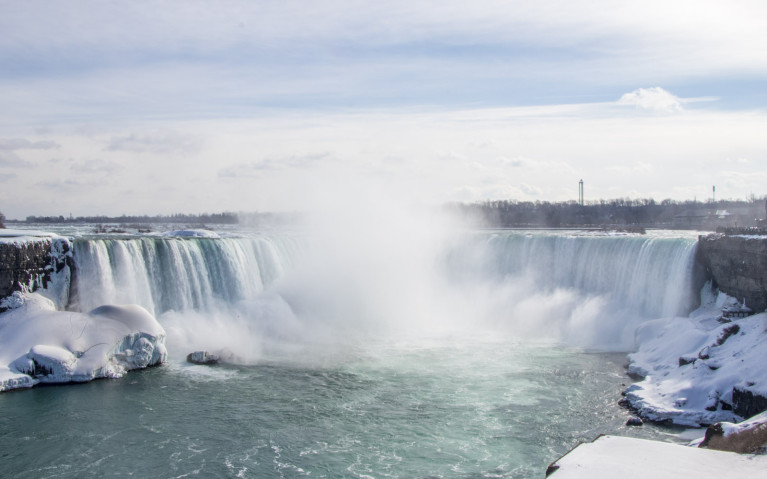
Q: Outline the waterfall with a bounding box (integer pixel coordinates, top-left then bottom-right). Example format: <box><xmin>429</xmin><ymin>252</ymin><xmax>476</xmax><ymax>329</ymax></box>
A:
<box><xmin>70</xmin><ymin>235</ymin><xmax>302</xmax><ymax>315</ymax></box>
<box><xmin>68</xmin><ymin>230</ymin><xmax>701</xmax><ymax>352</ymax></box>
<box><xmin>455</xmin><ymin>232</ymin><xmax>700</xmax><ymax>318</ymax></box>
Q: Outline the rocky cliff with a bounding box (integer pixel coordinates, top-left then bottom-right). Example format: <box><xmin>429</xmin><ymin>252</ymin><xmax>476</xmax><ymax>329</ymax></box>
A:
<box><xmin>0</xmin><ymin>239</ymin><xmax>70</xmax><ymax>311</ymax></box>
<box><xmin>697</xmin><ymin>234</ymin><xmax>767</xmax><ymax>313</ymax></box>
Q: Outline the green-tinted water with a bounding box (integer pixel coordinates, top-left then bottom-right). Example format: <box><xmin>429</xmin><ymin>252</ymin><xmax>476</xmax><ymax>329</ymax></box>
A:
<box><xmin>0</xmin><ymin>338</ymin><xmax>685</xmax><ymax>478</ymax></box>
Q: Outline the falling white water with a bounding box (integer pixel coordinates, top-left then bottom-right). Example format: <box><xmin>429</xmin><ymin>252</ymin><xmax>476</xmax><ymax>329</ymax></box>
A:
<box><xmin>71</xmin><ymin>235</ymin><xmax>301</xmax><ymax>315</ymax></box>
<box><xmin>69</xmin><ymin>229</ymin><xmax>700</xmax><ymax>358</ymax></box>
<box><xmin>442</xmin><ymin>231</ymin><xmax>700</xmax><ymax>350</ymax></box>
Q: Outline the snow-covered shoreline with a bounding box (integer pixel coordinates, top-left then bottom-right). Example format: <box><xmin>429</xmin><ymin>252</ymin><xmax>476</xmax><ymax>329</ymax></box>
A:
<box><xmin>624</xmin><ymin>286</ymin><xmax>767</xmax><ymax>428</ymax></box>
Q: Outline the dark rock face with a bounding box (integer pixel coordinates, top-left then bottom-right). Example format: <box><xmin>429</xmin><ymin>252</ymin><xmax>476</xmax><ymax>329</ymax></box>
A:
<box><xmin>0</xmin><ymin>241</ymin><xmax>52</xmax><ymax>300</ymax></box>
<box><xmin>0</xmin><ymin>239</ymin><xmax>70</xmax><ymax>311</ymax></box>
<box><xmin>697</xmin><ymin>234</ymin><xmax>767</xmax><ymax>312</ymax></box>
<box><xmin>733</xmin><ymin>386</ymin><xmax>767</xmax><ymax>420</ymax></box>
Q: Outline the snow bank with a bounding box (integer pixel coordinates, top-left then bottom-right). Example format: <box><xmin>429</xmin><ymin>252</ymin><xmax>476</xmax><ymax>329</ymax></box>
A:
<box><xmin>0</xmin><ymin>293</ymin><xmax>166</xmax><ymax>392</ymax></box>
<box><xmin>0</xmin><ymin>228</ymin><xmax>60</xmax><ymax>244</ymax></box>
<box><xmin>547</xmin><ymin>435</ymin><xmax>767</xmax><ymax>478</ymax></box>
<box><xmin>624</xmin><ymin>287</ymin><xmax>767</xmax><ymax>427</ymax></box>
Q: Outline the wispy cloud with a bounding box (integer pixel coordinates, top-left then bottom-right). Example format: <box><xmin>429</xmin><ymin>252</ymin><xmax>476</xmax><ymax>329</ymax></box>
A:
<box><xmin>106</xmin><ymin>131</ymin><xmax>201</xmax><ymax>154</ymax></box>
<box><xmin>0</xmin><ymin>137</ymin><xmax>59</xmax><ymax>167</ymax></box>
<box><xmin>0</xmin><ymin>138</ymin><xmax>60</xmax><ymax>150</ymax></box>
<box><xmin>69</xmin><ymin>159</ymin><xmax>123</xmax><ymax>175</ymax></box>
<box><xmin>218</xmin><ymin>153</ymin><xmax>331</xmax><ymax>178</ymax></box>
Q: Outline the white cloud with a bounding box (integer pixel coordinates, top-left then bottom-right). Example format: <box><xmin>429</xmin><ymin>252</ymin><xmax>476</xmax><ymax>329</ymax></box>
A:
<box><xmin>106</xmin><ymin>131</ymin><xmax>201</xmax><ymax>154</ymax></box>
<box><xmin>0</xmin><ymin>138</ymin><xmax>60</xmax><ymax>150</ymax></box>
<box><xmin>0</xmin><ymin>137</ymin><xmax>59</xmax><ymax>167</ymax></box>
<box><xmin>69</xmin><ymin>159</ymin><xmax>123</xmax><ymax>175</ymax></box>
<box><xmin>218</xmin><ymin>153</ymin><xmax>331</xmax><ymax>178</ymax></box>
<box><xmin>499</xmin><ymin>156</ymin><xmax>530</xmax><ymax>168</ymax></box>
<box><xmin>617</xmin><ymin>87</ymin><xmax>682</xmax><ymax>112</ymax></box>
<box><xmin>0</xmin><ymin>104</ymin><xmax>756</xmax><ymax>217</ymax></box>
<box><xmin>519</xmin><ymin>183</ymin><xmax>543</xmax><ymax>196</ymax></box>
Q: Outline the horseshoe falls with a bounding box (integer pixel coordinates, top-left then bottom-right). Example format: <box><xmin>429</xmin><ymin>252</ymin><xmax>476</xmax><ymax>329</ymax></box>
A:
<box><xmin>1</xmin><ymin>228</ymin><xmax>702</xmax><ymax>478</ymax></box>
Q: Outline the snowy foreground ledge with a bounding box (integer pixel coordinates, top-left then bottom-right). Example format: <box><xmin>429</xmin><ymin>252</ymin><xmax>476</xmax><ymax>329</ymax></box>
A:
<box><xmin>0</xmin><ymin>293</ymin><xmax>166</xmax><ymax>392</ymax></box>
<box><xmin>546</xmin><ymin>435</ymin><xmax>767</xmax><ymax>478</ymax></box>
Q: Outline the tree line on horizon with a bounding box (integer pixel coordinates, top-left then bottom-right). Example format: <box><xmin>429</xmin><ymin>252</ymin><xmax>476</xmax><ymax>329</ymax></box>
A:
<box><xmin>22</xmin><ymin>212</ymin><xmax>238</xmax><ymax>225</ymax></box>
<box><xmin>445</xmin><ymin>196</ymin><xmax>767</xmax><ymax>229</ymax></box>
<box><xmin>8</xmin><ymin>195</ymin><xmax>767</xmax><ymax>230</ymax></box>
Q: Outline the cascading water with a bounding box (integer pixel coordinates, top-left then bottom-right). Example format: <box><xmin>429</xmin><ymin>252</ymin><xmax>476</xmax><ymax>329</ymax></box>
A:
<box><xmin>70</xmin><ymin>234</ymin><xmax>302</xmax><ymax>315</ymax></box>
<box><xmin>442</xmin><ymin>231</ymin><xmax>701</xmax><ymax>350</ymax></box>
<box><xmin>68</xmin><ymin>229</ymin><xmax>701</xmax><ymax>353</ymax></box>
<box><xmin>450</xmin><ymin>232</ymin><xmax>700</xmax><ymax>318</ymax></box>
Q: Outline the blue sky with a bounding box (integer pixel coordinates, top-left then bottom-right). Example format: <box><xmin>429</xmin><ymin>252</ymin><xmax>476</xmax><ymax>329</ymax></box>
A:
<box><xmin>1</xmin><ymin>0</ymin><xmax>766</xmax><ymax>219</ymax></box>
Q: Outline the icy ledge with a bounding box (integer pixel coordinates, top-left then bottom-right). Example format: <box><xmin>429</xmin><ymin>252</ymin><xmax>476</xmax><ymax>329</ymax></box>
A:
<box><xmin>0</xmin><ymin>293</ymin><xmax>166</xmax><ymax>392</ymax></box>
<box><xmin>624</xmin><ymin>288</ymin><xmax>767</xmax><ymax>427</ymax></box>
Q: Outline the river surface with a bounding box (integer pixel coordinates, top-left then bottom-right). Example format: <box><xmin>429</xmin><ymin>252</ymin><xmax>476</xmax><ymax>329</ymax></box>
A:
<box><xmin>0</xmin><ymin>337</ymin><xmax>690</xmax><ymax>479</ymax></box>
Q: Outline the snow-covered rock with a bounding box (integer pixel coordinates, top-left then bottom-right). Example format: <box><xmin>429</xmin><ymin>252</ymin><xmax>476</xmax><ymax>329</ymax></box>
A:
<box><xmin>624</xmin><ymin>288</ymin><xmax>767</xmax><ymax>427</ymax></box>
<box><xmin>0</xmin><ymin>293</ymin><xmax>166</xmax><ymax>392</ymax></box>
<box><xmin>698</xmin><ymin>411</ymin><xmax>767</xmax><ymax>453</ymax></box>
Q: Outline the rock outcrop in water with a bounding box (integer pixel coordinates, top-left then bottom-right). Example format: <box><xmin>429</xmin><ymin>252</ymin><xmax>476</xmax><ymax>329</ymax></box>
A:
<box><xmin>187</xmin><ymin>350</ymin><xmax>220</xmax><ymax>365</ymax></box>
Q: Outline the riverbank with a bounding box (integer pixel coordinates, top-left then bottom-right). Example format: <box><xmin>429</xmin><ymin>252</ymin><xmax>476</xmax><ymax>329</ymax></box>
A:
<box><xmin>623</xmin><ymin>287</ymin><xmax>767</xmax><ymax>427</ymax></box>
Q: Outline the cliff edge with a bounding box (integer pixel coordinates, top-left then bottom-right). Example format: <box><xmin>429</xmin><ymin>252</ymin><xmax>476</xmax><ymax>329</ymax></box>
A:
<box><xmin>697</xmin><ymin>234</ymin><xmax>767</xmax><ymax>313</ymax></box>
<box><xmin>0</xmin><ymin>231</ymin><xmax>71</xmax><ymax>311</ymax></box>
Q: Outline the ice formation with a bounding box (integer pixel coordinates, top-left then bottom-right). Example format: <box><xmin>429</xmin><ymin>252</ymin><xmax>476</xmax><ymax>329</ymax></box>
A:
<box><xmin>0</xmin><ymin>293</ymin><xmax>166</xmax><ymax>392</ymax></box>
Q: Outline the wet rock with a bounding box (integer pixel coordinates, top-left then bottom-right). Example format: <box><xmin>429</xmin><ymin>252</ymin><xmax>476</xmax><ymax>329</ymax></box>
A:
<box><xmin>626</xmin><ymin>417</ymin><xmax>643</xmax><ymax>426</ymax></box>
<box><xmin>186</xmin><ymin>351</ymin><xmax>220</xmax><ymax>365</ymax></box>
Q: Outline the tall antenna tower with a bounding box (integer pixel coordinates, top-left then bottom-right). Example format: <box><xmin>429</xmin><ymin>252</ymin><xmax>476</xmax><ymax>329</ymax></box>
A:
<box><xmin>712</xmin><ymin>185</ymin><xmax>716</xmax><ymax>203</ymax></box>
<box><xmin>578</xmin><ymin>179</ymin><xmax>584</xmax><ymax>206</ymax></box>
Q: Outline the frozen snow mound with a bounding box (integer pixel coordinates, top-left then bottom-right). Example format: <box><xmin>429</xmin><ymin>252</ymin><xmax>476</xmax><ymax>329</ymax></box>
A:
<box><xmin>624</xmin><ymin>301</ymin><xmax>767</xmax><ymax>427</ymax></box>
<box><xmin>0</xmin><ymin>295</ymin><xmax>166</xmax><ymax>392</ymax></box>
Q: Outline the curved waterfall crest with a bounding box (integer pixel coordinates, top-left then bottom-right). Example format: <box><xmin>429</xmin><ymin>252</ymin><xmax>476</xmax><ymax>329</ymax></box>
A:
<box><xmin>70</xmin><ymin>235</ymin><xmax>302</xmax><ymax>315</ymax></box>
<box><xmin>470</xmin><ymin>233</ymin><xmax>700</xmax><ymax>318</ymax></box>
<box><xmin>68</xmin><ymin>231</ymin><xmax>700</xmax><ymax>351</ymax></box>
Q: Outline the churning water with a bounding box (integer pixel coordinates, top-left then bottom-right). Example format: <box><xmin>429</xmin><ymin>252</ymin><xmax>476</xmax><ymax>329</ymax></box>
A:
<box><xmin>0</xmin><ymin>228</ymin><xmax>703</xmax><ymax>477</ymax></box>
